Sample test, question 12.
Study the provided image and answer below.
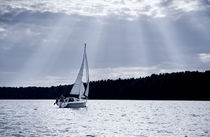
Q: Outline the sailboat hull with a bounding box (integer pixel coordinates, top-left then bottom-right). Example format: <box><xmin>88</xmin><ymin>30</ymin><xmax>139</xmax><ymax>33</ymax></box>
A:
<box><xmin>56</xmin><ymin>99</ymin><xmax>87</xmax><ymax>108</ymax></box>
<box><xmin>66</xmin><ymin>101</ymin><xmax>86</xmax><ymax>108</ymax></box>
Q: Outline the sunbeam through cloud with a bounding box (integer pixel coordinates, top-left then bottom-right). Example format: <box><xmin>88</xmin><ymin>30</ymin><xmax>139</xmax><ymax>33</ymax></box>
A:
<box><xmin>0</xmin><ymin>0</ymin><xmax>210</xmax><ymax>86</ymax></box>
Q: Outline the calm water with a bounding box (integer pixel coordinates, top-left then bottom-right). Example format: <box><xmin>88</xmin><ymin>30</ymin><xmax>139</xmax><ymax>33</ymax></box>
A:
<box><xmin>0</xmin><ymin>100</ymin><xmax>210</xmax><ymax>137</ymax></box>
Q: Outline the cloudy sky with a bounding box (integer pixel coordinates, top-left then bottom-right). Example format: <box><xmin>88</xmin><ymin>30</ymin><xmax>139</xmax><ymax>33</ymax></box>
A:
<box><xmin>0</xmin><ymin>0</ymin><xmax>210</xmax><ymax>87</ymax></box>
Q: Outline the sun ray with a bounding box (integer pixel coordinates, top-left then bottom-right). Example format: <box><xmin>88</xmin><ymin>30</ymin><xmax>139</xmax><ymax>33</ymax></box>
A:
<box><xmin>12</xmin><ymin>15</ymin><xmax>77</xmax><ymax>86</ymax></box>
<box><xmin>153</xmin><ymin>20</ymin><xmax>186</xmax><ymax>69</ymax></box>
<box><xmin>1</xmin><ymin>0</ymin><xmax>210</xmax><ymax>86</ymax></box>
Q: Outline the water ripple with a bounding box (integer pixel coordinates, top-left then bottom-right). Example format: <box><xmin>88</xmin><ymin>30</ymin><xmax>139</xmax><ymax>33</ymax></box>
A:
<box><xmin>0</xmin><ymin>100</ymin><xmax>209</xmax><ymax>136</ymax></box>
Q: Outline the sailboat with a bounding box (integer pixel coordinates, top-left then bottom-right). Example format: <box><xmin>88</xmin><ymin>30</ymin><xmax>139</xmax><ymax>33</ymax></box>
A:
<box><xmin>56</xmin><ymin>44</ymin><xmax>89</xmax><ymax>108</ymax></box>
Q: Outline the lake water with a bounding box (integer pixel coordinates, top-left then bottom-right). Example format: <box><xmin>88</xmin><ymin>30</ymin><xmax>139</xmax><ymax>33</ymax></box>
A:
<box><xmin>0</xmin><ymin>100</ymin><xmax>210</xmax><ymax>137</ymax></box>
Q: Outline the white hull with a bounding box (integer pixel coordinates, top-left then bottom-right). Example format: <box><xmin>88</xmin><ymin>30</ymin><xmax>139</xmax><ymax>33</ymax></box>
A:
<box><xmin>56</xmin><ymin>98</ymin><xmax>87</xmax><ymax>108</ymax></box>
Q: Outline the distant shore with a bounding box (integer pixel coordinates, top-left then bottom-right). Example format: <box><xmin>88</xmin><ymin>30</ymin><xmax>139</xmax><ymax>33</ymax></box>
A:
<box><xmin>0</xmin><ymin>70</ymin><xmax>210</xmax><ymax>100</ymax></box>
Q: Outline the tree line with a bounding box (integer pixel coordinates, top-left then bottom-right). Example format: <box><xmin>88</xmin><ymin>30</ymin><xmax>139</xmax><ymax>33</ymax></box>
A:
<box><xmin>0</xmin><ymin>70</ymin><xmax>210</xmax><ymax>100</ymax></box>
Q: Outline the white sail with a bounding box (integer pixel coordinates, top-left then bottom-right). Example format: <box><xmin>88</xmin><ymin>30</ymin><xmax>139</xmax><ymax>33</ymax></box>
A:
<box><xmin>70</xmin><ymin>50</ymin><xmax>85</xmax><ymax>95</ymax></box>
<box><xmin>70</xmin><ymin>44</ymin><xmax>89</xmax><ymax>99</ymax></box>
<box><xmin>84</xmin><ymin>83</ymin><xmax>89</xmax><ymax>97</ymax></box>
<box><xmin>84</xmin><ymin>45</ymin><xmax>89</xmax><ymax>97</ymax></box>
<box><xmin>79</xmin><ymin>84</ymin><xmax>85</xmax><ymax>98</ymax></box>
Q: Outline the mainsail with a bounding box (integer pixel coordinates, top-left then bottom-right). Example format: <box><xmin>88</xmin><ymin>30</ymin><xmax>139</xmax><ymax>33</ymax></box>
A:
<box><xmin>70</xmin><ymin>44</ymin><xmax>89</xmax><ymax>99</ymax></box>
<box><xmin>84</xmin><ymin>45</ymin><xmax>89</xmax><ymax>97</ymax></box>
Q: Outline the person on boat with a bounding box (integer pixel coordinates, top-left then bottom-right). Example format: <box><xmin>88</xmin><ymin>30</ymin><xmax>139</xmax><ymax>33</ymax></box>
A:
<box><xmin>54</xmin><ymin>97</ymin><xmax>58</xmax><ymax>105</ymax></box>
<box><xmin>60</xmin><ymin>94</ymin><xmax>65</xmax><ymax>102</ymax></box>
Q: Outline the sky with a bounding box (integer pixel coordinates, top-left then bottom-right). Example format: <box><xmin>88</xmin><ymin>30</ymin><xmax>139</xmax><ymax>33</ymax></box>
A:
<box><xmin>0</xmin><ymin>0</ymin><xmax>210</xmax><ymax>87</ymax></box>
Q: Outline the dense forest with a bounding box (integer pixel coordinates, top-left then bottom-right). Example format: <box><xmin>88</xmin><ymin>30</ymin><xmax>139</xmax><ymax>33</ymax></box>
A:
<box><xmin>0</xmin><ymin>70</ymin><xmax>210</xmax><ymax>100</ymax></box>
